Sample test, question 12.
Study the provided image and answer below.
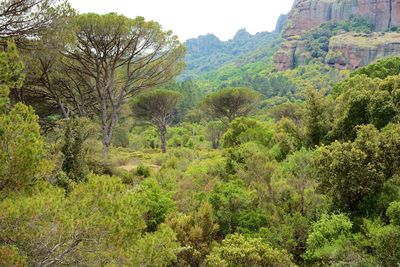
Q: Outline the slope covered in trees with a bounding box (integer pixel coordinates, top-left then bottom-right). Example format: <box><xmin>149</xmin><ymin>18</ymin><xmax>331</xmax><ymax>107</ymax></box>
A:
<box><xmin>181</xmin><ymin>29</ymin><xmax>281</xmax><ymax>80</ymax></box>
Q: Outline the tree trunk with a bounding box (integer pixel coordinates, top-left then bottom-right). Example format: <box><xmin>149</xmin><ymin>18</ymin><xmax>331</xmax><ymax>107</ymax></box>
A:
<box><xmin>160</xmin><ymin>125</ymin><xmax>167</xmax><ymax>153</ymax></box>
<box><xmin>101</xmin><ymin>109</ymin><xmax>118</xmax><ymax>160</ymax></box>
<box><xmin>58</xmin><ymin>100</ymin><xmax>69</xmax><ymax>119</ymax></box>
<box><xmin>212</xmin><ymin>139</ymin><xmax>219</xmax><ymax>149</ymax></box>
<box><xmin>102</xmin><ymin>125</ymin><xmax>111</xmax><ymax>159</ymax></box>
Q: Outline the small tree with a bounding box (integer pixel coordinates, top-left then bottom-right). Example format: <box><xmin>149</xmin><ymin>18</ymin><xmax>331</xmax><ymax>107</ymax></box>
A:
<box><xmin>60</xmin><ymin>117</ymin><xmax>95</xmax><ymax>184</ymax></box>
<box><xmin>202</xmin><ymin>88</ymin><xmax>261</xmax><ymax>124</ymax></box>
<box><xmin>0</xmin><ymin>41</ymin><xmax>24</xmax><ymax>112</ymax></box>
<box><xmin>0</xmin><ymin>103</ymin><xmax>45</xmax><ymax>194</ymax></box>
<box><xmin>132</xmin><ymin>90</ymin><xmax>181</xmax><ymax>153</ymax></box>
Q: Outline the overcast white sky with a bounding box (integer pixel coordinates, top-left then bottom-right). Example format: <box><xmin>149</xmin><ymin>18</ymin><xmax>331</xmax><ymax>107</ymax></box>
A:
<box><xmin>68</xmin><ymin>0</ymin><xmax>294</xmax><ymax>41</ymax></box>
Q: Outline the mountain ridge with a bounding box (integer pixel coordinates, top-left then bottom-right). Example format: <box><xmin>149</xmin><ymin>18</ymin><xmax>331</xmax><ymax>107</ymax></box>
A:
<box><xmin>181</xmin><ymin>28</ymin><xmax>280</xmax><ymax>80</ymax></box>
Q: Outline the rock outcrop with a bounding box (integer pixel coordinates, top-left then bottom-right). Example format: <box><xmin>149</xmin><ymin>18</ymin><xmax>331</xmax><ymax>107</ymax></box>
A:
<box><xmin>326</xmin><ymin>32</ymin><xmax>400</xmax><ymax>69</ymax></box>
<box><xmin>285</xmin><ymin>0</ymin><xmax>400</xmax><ymax>37</ymax></box>
<box><xmin>185</xmin><ymin>34</ymin><xmax>223</xmax><ymax>57</ymax></box>
<box><xmin>274</xmin><ymin>0</ymin><xmax>400</xmax><ymax>70</ymax></box>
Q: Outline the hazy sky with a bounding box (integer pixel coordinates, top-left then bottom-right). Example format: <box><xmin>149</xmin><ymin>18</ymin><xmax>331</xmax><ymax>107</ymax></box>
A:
<box><xmin>68</xmin><ymin>0</ymin><xmax>294</xmax><ymax>41</ymax></box>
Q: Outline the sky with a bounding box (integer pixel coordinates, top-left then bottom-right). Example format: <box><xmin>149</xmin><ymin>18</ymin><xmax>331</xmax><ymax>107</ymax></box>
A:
<box><xmin>68</xmin><ymin>0</ymin><xmax>294</xmax><ymax>41</ymax></box>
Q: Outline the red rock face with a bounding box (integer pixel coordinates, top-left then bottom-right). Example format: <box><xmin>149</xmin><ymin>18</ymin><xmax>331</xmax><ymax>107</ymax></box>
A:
<box><xmin>274</xmin><ymin>51</ymin><xmax>294</xmax><ymax>71</ymax></box>
<box><xmin>358</xmin><ymin>0</ymin><xmax>391</xmax><ymax>31</ymax></box>
<box><xmin>326</xmin><ymin>33</ymin><xmax>400</xmax><ymax>69</ymax></box>
<box><xmin>391</xmin><ymin>0</ymin><xmax>400</xmax><ymax>28</ymax></box>
<box><xmin>284</xmin><ymin>0</ymin><xmax>335</xmax><ymax>37</ymax></box>
<box><xmin>275</xmin><ymin>0</ymin><xmax>400</xmax><ymax>71</ymax></box>
<box><xmin>284</xmin><ymin>0</ymin><xmax>400</xmax><ymax>37</ymax></box>
<box><xmin>273</xmin><ymin>41</ymin><xmax>297</xmax><ymax>71</ymax></box>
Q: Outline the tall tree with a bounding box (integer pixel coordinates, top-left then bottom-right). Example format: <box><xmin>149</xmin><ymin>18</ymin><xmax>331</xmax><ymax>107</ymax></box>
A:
<box><xmin>303</xmin><ymin>87</ymin><xmax>332</xmax><ymax>147</ymax></box>
<box><xmin>132</xmin><ymin>90</ymin><xmax>181</xmax><ymax>153</ymax></box>
<box><xmin>315</xmin><ymin>125</ymin><xmax>386</xmax><ymax>217</ymax></box>
<box><xmin>202</xmin><ymin>88</ymin><xmax>261</xmax><ymax>124</ymax></box>
<box><xmin>65</xmin><ymin>13</ymin><xmax>185</xmax><ymax>157</ymax></box>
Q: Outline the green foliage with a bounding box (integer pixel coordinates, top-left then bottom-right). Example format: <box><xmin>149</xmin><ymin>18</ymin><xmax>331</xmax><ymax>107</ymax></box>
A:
<box><xmin>226</xmin><ymin>72</ymin><xmax>297</xmax><ymax>99</ymax></box>
<box><xmin>304</xmin><ymin>17</ymin><xmax>373</xmax><ymax>61</ymax></box>
<box><xmin>205</xmin><ymin>121</ymin><xmax>226</xmax><ymax>149</ymax></box>
<box><xmin>271</xmin><ymin>118</ymin><xmax>304</xmax><ymax>160</ymax></box>
<box><xmin>285</xmin><ymin>63</ymin><xmax>349</xmax><ymax>93</ymax></box>
<box><xmin>351</xmin><ymin>56</ymin><xmax>400</xmax><ymax>79</ymax></box>
<box><xmin>0</xmin><ymin>183</ymin><xmax>72</xmax><ymax>266</ymax></box>
<box><xmin>135</xmin><ymin>164</ymin><xmax>151</xmax><ymax>178</ymax></box>
<box><xmin>225</xmin><ymin>142</ymin><xmax>268</xmax><ymax>175</ymax></box>
<box><xmin>112</xmin><ymin>125</ymin><xmax>130</xmax><ymax>148</ymax></box>
<box><xmin>132</xmin><ymin>224</ymin><xmax>180</xmax><ymax>267</ymax></box>
<box><xmin>0</xmin><ymin>41</ymin><xmax>25</xmax><ymax>112</ymax></box>
<box><xmin>209</xmin><ymin>179</ymin><xmax>262</xmax><ymax>235</ymax></box>
<box><xmin>277</xmin><ymin>149</ymin><xmax>329</xmax><ymax>218</ymax></box>
<box><xmin>61</xmin><ymin>117</ymin><xmax>95</xmax><ymax>184</ymax></box>
<box><xmin>168</xmin><ymin>202</ymin><xmax>220</xmax><ymax>266</ymax></box>
<box><xmin>330</xmin><ymin>75</ymin><xmax>399</xmax><ymax>140</ymax></box>
<box><xmin>259</xmin><ymin>213</ymin><xmax>311</xmax><ymax>264</ymax></box>
<box><xmin>0</xmin><ymin>103</ymin><xmax>45</xmax><ymax>194</ymax></box>
<box><xmin>132</xmin><ymin>89</ymin><xmax>182</xmax><ymax>153</ymax></box>
<box><xmin>137</xmin><ymin>178</ymin><xmax>176</xmax><ymax>232</ymax></box>
<box><xmin>202</xmin><ymin>88</ymin><xmax>262</xmax><ymax>123</ymax></box>
<box><xmin>304</xmin><ymin>214</ymin><xmax>365</xmax><ymax>265</ymax></box>
<box><xmin>205</xmin><ymin>233</ymin><xmax>296</xmax><ymax>267</ymax></box>
<box><xmin>132</xmin><ymin>90</ymin><xmax>182</xmax><ymax>122</ymax></box>
<box><xmin>0</xmin><ymin>176</ymin><xmax>180</xmax><ymax>265</ymax></box>
<box><xmin>182</xmin><ymin>30</ymin><xmax>279</xmax><ymax>80</ymax></box>
<box><xmin>363</xmin><ymin>219</ymin><xmax>400</xmax><ymax>266</ymax></box>
<box><xmin>0</xmin><ymin>246</ymin><xmax>26</xmax><ymax>267</ymax></box>
<box><xmin>161</xmin><ymin>80</ymin><xmax>204</xmax><ymax>121</ymax></box>
<box><xmin>387</xmin><ymin>201</ymin><xmax>400</xmax><ymax>226</ymax></box>
<box><xmin>67</xmin><ymin>175</ymin><xmax>179</xmax><ymax>265</ymax></box>
<box><xmin>315</xmin><ymin>125</ymin><xmax>386</xmax><ymax>217</ymax></box>
<box><xmin>223</xmin><ymin>117</ymin><xmax>274</xmax><ymax>148</ymax></box>
<box><xmin>303</xmin><ymin>88</ymin><xmax>332</xmax><ymax>147</ymax></box>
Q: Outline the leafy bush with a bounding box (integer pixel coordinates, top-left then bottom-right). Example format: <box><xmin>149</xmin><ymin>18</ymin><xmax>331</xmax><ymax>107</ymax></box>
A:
<box><xmin>205</xmin><ymin>233</ymin><xmax>296</xmax><ymax>267</ymax></box>
<box><xmin>0</xmin><ymin>103</ymin><xmax>45</xmax><ymax>194</ymax></box>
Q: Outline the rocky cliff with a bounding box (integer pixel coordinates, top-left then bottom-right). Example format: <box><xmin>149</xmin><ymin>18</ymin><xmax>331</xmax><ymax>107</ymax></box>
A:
<box><xmin>286</xmin><ymin>0</ymin><xmax>400</xmax><ymax>36</ymax></box>
<box><xmin>326</xmin><ymin>32</ymin><xmax>400</xmax><ymax>68</ymax></box>
<box><xmin>274</xmin><ymin>0</ymin><xmax>400</xmax><ymax>70</ymax></box>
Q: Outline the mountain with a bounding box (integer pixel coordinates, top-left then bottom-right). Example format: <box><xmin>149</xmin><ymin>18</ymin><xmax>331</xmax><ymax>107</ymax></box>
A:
<box><xmin>274</xmin><ymin>0</ymin><xmax>400</xmax><ymax>70</ymax></box>
<box><xmin>275</xmin><ymin>14</ymin><xmax>288</xmax><ymax>33</ymax></box>
<box><xmin>181</xmin><ymin>28</ymin><xmax>281</xmax><ymax>80</ymax></box>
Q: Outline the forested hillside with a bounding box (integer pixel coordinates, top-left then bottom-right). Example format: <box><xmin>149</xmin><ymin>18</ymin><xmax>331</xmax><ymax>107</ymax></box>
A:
<box><xmin>181</xmin><ymin>29</ymin><xmax>281</xmax><ymax>80</ymax></box>
<box><xmin>2</xmin><ymin>0</ymin><xmax>400</xmax><ymax>266</ymax></box>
